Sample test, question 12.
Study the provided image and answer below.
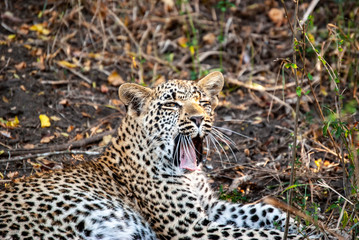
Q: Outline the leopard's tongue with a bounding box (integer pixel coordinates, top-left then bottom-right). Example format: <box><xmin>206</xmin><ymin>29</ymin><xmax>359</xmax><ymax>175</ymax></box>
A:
<box><xmin>179</xmin><ymin>143</ymin><xmax>200</xmax><ymax>171</ymax></box>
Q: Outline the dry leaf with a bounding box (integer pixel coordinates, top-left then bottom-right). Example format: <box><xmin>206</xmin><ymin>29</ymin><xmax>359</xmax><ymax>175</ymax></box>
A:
<box><xmin>50</xmin><ymin>116</ymin><xmax>61</xmax><ymax>121</ymax></box>
<box><xmin>162</xmin><ymin>0</ymin><xmax>174</xmax><ymax>11</ymax></box>
<box><xmin>88</xmin><ymin>52</ymin><xmax>101</xmax><ymax>59</ymax></box>
<box><xmin>2</xmin><ymin>96</ymin><xmax>9</xmax><ymax>103</ymax></box>
<box><xmin>61</xmin><ymin>132</ymin><xmax>69</xmax><ymax>137</ymax></box>
<box><xmin>67</xmin><ymin>125</ymin><xmax>75</xmax><ymax>132</ymax></box>
<box><xmin>0</xmin><ymin>130</ymin><xmax>11</xmax><ymax>138</ymax></box>
<box><xmin>80</xmin><ymin>81</ymin><xmax>91</xmax><ymax>88</ymax></box>
<box><xmin>15</xmin><ymin>61</ymin><xmax>27</xmax><ymax>70</ymax></box>
<box><xmin>253</xmin><ymin>116</ymin><xmax>263</xmax><ymax>125</ymax></box>
<box><xmin>108</xmin><ymin>71</ymin><xmax>124</xmax><ymax>86</ymax></box>
<box><xmin>307</xmin><ymin>33</ymin><xmax>315</xmax><ymax>43</ymax></box>
<box><xmin>314</xmin><ymin>158</ymin><xmax>322</xmax><ymax>171</ymax></box>
<box><xmin>39</xmin><ymin>114</ymin><xmax>51</xmax><ymax>128</ymax></box>
<box><xmin>124</xmin><ymin>43</ymin><xmax>131</xmax><ymax>53</ymax></box>
<box><xmin>32</xmin><ymin>55</ymin><xmax>45</xmax><ymax>70</ymax></box>
<box><xmin>101</xmin><ymin>84</ymin><xmax>109</xmax><ymax>93</ymax></box>
<box><xmin>84</xmin><ymin>60</ymin><xmax>91</xmax><ymax>72</ymax></box>
<box><xmin>18</xmin><ymin>24</ymin><xmax>30</xmax><ymax>35</ymax></box>
<box><xmin>40</xmin><ymin>135</ymin><xmax>54</xmax><ymax>143</ymax></box>
<box><xmin>6</xmin><ymin>116</ymin><xmax>20</xmax><ymax>128</ymax></box>
<box><xmin>73</xmin><ymin>133</ymin><xmax>83</xmax><ymax>141</ymax></box>
<box><xmin>202</xmin><ymin>33</ymin><xmax>216</xmax><ymax>45</ymax></box>
<box><xmin>99</xmin><ymin>134</ymin><xmax>112</xmax><ymax>147</ymax></box>
<box><xmin>72</xmin><ymin>154</ymin><xmax>85</xmax><ymax>162</ymax></box>
<box><xmin>59</xmin><ymin>99</ymin><xmax>69</xmax><ymax>105</ymax></box>
<box><xmin>268</xmin><ymin>8</ymin><xmax>284</xmax><ymax>27</ymax></box>
<box><xmin>37</xmin><ymin>158</ymin><xmax>62</xmax><ymax>170</ymax></box>
<box><xmin>7</xmin><ymin>171</ymin><xmax>19</xmax><ymax>179</ymax></box>
<box><xmin>81</xmin><ymin>112</ymin><xmax>91</xmax><ymax>118</ymax></box>
<box><xmin>90</xmin><ymin>2</ymin><xmax>108</xmax><ymax>18</ymax></box>
<box><xmin>131</xmin><ymin>56</ymin><xmax>137</xmax><ymax>68</ymax></box>
<box><xmin>57</xmin><ymin>60</ymin><xmax>77</xmax><ymax>69</ymax></box>
<box><xmin>29</xmin><ymin>23</ymin><xmax>50</xmax><ymax>35</ymax></box>
<box><xmin>23</xmin><ymin>144</ymin><xmax>35</xmax><ymax>149</ymax></box>
<box><xmin>178</xmin><ymin>36</ymin><xmax>188</xmax><ymax>48</ymax></box>
<box><xmin>111</xmin><ymin>99</ymin><xmax>122</xmax><ymax>106</ymax></box>
<box><xmin>146</xmin><ymin>44</ymin><xmax>152</xmax><ymax>55</ymax></box>
<box><xmin>27</xmin><ymin>160</ymin><xmax>42</xmax><ymax>169</ymax></box>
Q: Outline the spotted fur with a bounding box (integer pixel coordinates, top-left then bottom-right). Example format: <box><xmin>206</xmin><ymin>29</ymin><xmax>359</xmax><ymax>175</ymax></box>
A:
<box><xmin>0</xmin><ymin>72</ymin><xmax>303</xmax><ymax>239</ymax></box>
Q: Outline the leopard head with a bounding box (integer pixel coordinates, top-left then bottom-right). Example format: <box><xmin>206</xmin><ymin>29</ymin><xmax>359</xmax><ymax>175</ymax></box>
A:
<box><xmin>118</xmin><ymin>72</ymin><xmax>224</xmax><ymax>171</ymax></box>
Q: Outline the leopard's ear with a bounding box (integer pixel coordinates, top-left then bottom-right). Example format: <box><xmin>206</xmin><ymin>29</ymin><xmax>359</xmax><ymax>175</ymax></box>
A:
<box><xmin>197</xmin><ymin>71</ymin><xmax>224</xmax><ymax>97</ymax></box>
<box><xmin>119</xmin><ymin>83</ymin><xmax>152</xmax><ymax>115</ymax></box>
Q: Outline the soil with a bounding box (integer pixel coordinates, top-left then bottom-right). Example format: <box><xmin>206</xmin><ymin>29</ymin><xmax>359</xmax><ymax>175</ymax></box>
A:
<box><xmin>0</xmin><ymin>0</ymin><xmax>358</xmax><ymax>237</ymax></box>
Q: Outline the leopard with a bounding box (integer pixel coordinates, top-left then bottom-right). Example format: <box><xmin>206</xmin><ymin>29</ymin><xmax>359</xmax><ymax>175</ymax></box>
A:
<box><xmin>0</xmin><ymin>71</ymin><xmax>306</xmax><ymax>240</ymax></box>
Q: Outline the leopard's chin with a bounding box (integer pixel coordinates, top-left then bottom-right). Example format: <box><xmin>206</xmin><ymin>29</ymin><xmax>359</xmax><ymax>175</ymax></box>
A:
<box><xmin>173</xmin><ymin>135</ymin><xmax>203</xmax><ymax>171</ymax></box>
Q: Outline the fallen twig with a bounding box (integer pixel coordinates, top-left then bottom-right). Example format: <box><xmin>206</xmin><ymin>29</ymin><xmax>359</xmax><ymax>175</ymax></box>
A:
<box><xmin>227</xmin><ymin>77</ymin><xmax>295</xmax><ymax>113</ymax></box>
<box><xmin>300</xmin><ymin>0</ymin><xmax>320</xmax><ymax>27</ymax></box>
<box><xmin>0</xmin><ymin>150</ymin><xmax>100</xmax><ymax>162</ymax></box>
<box><xmin>0</xmin><ymin>130</ymin><xmax>115</xmax><ymax>158</ymax></box>
<box><xmin>108</xmin><ymin>9</ymin><xmax>140</xmax><ymax>49</ymax></box>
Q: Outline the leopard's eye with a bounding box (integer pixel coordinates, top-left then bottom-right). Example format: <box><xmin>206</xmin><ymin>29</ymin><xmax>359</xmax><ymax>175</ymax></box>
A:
<box><xmin>193</xmin><ymin>95</ymin><xmax>200</xmax><ymax>102</ymax></box>
<box><xmin>163</xmin><ymin>102</ymin><xmax>180</xmax><ymax>108</ymax></box>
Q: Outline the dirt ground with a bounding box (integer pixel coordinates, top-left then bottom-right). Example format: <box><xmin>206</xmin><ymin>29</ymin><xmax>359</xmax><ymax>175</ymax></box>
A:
<box><xmin>0</xmin><ymin>0</ymin><xmax>358</xmax><ymax>237</ymax></box>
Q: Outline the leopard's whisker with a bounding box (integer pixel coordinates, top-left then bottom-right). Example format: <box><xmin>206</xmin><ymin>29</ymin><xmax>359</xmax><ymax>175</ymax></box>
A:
<box><xmin>204</xmin><ymin>136</ymin><xmax>210</xmax><ymax>162</ymax></box>
<box><xmin>187</xmin><ymin>136</ymin><xmax>202</xmax><ymax>155</ymax></box>
<box><xmin>207</xmin><ymin>134</ymin><xmax>225</xmax><ymax>167</ymax></box>
<box><xmin>208</xmin><ymin>133</ymin><xmax>232</xmax><ymax>165</ymax></box>
<box><xmin>185</xmin><ymin>136</ymin><xmax>194</xmax><ymax>159</ymax></box>
<box><xmin>212</xmin><ymin>126</ymin><xmax>255</xmax><ymax>141</ymax></box>
<box><xmin>211</xmin><ymin>128</ymin><xmax>237</xmax><ymax>147</ymax></box>
<box><xmin>210</xmin><ymin>131</ymin><xmax>238</xmax><ymax>163</ymax></box>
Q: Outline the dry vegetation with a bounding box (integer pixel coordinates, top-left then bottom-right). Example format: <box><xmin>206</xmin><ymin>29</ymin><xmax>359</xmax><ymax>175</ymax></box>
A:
<box><xmin>0</xmin><ymin>0</ymin><xmax>358</xmax><ymax>238</ymax></box>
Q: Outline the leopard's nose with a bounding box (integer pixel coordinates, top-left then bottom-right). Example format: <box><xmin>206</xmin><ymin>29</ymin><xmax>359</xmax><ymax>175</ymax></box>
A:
<box><xmin>189</xmin><ymin>115</ymin><xmax>204</xmax><ymax>127</ymax></box>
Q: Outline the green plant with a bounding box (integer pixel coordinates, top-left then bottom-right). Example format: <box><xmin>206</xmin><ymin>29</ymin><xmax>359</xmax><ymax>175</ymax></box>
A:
<box><xmin>280</xmin><ymin>1</ymin><xmax>359</xmax><ymax>237</ymax></box>
<box><xmin>218</xmin><ymin>185</ymin><xmax>248</xmax><ymax>203</ymax></box>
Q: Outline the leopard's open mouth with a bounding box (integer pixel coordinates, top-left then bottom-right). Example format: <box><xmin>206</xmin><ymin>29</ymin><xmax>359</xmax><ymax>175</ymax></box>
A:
<box><xmin>173</xmin><ymin>135</ymin><xmax>203</xmax><ymax>171</ymax></box>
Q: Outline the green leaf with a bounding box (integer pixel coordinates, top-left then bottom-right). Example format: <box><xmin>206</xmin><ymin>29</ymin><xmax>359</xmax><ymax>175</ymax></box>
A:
<box><xmin>218</xmin><ymin>35</ymin><xmax>224</xmax><ymax>43</ymax></box>
<box><xmin>326</xmin><ymin>203</ymin><xmax>339</xmax><ymax>212</ymax></box>
<box><xmin>307</xmin><ymin>73</ymin><xmax>313</xmax><ymax>81</ymax></box>
<box><xmin>291</xmin><ymin>63</ymin><xmax>298</xmax><ymax>69</ymax></box>
<box><xmin>296</xmin><ymin>86</ymin><xmax>302</xmax><ymax>97</ymax></box>
<box><xmin>341</xmin><ymin>211</ymin><xmax>349</xmax><ymax>228</ymax></box>
<box><xmin>318</xmin><ymin>56</ymin><xmax>327</xmax><ymax>65</ymax></box>
<box><xmin>305</xmin><ymin>89</ymin><xmax>311</xmax><ymax>95</ymax></box>
<box><xmin>323</xmin><ymin>121</ymin><xmax>330</xmax><ymax>136</ymax></box>
<box><xmin>282</xmin><ymin>183</ymin><xmax>306</xmax><ymax>193</ymax></box>
<box><xmin>284</xmin><ymin>63</ymin><xmax>292</xmax><ymax>69</ymax></box>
